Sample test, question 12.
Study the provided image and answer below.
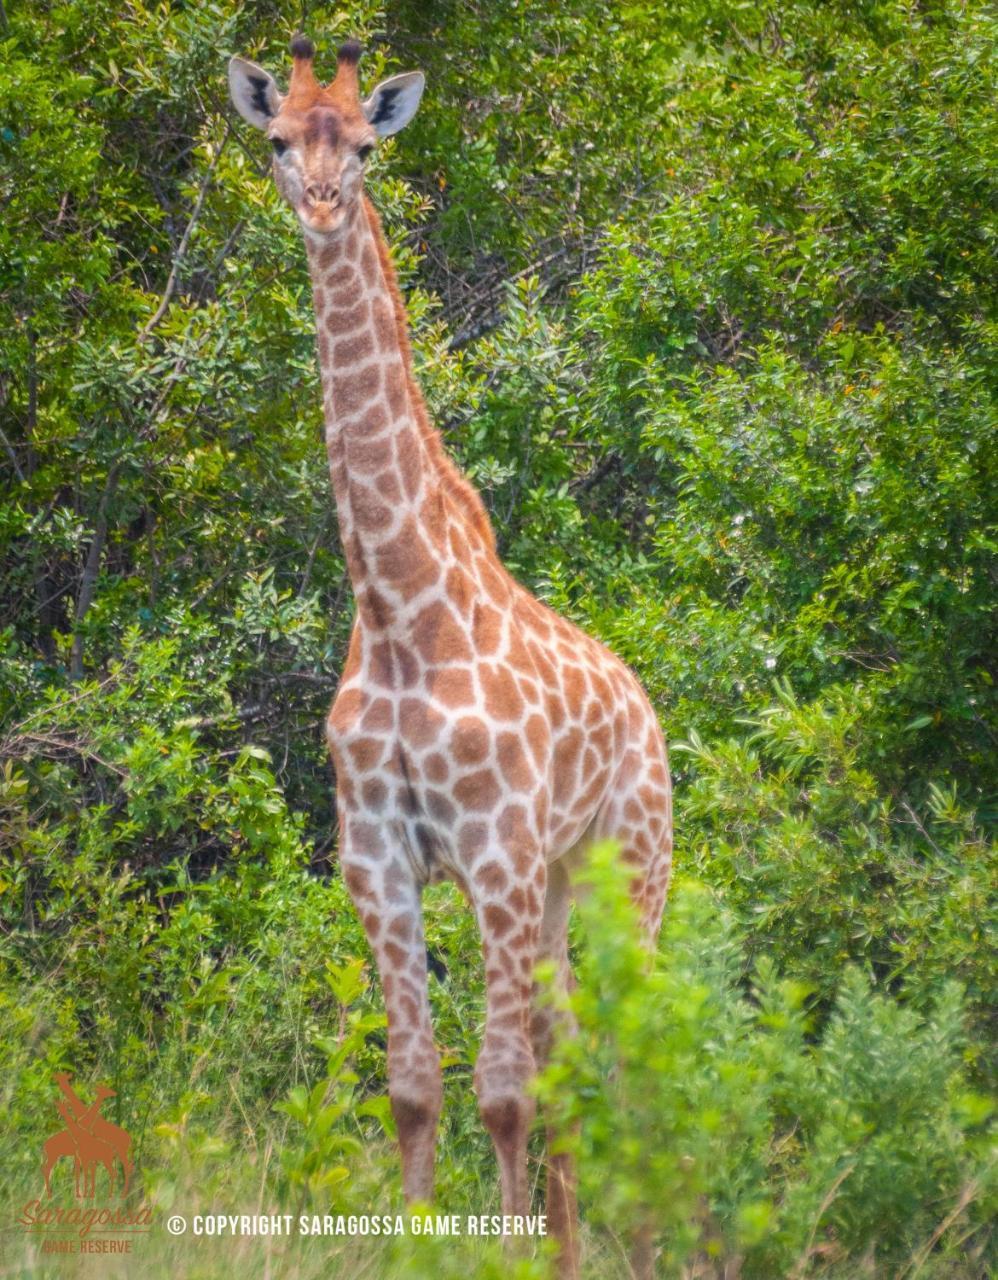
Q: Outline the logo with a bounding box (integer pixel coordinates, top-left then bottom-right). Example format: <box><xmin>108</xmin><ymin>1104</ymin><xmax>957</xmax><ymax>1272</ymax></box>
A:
<box><xmin>42</xmin><ymin>1073</ymin><xmax>133</xmax><ymax>1199</ymax></box>
<box><xmin>16</xmin><ymin>1074</ymin><xmax>152</xmax><ymax>1256</ymax></box>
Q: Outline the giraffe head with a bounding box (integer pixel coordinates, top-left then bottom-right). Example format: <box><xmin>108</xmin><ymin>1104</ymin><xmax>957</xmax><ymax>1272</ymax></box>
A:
<box><xmin>228</xmin><ymin>35</ymin><xmax>424</xmax><ymax>236</ymax></box>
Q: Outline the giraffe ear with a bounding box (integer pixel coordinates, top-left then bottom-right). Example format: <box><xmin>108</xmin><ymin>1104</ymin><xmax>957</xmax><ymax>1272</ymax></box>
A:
<box><xmin>228</xmin><ymin>56</ymin><xmax>283</xmax><ymax>130</ymax></box>
<box><xmin>362</xmin><ymin>71</ymin><xmax>425</xmax><ymax>137</ymax></box>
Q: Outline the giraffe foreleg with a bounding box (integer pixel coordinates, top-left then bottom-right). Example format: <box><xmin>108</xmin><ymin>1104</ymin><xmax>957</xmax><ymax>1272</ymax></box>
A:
<box><xmin>340</xmin><ymin>826</ymin><xmax>442</xmax><ymax>1205</ymax></box>
<box><xmin>472</xmin><ymin>847</ymin><xmax>544</xmax><ymax>1221</ymax></box>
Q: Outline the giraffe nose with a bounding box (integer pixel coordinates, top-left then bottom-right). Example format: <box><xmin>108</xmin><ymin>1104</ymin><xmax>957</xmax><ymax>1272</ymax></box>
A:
<box><xmin>305</xmin><ymin>180</ymin><xmax>339</xmax><ymax>206</ymax></box>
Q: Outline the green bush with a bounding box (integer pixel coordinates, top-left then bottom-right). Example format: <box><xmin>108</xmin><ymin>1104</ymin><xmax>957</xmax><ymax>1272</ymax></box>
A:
<box><xmin>537</xmin><ymin>845</ymin><xmax>995</xmax><ymax>1278</ymax></box>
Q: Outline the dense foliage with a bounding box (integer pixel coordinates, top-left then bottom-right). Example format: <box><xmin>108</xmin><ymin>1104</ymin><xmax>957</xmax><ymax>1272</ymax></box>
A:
<box><xmin>1</xmin><ymin>1</ymin><xmax>995</xmax><ymax>1275</ymax></box>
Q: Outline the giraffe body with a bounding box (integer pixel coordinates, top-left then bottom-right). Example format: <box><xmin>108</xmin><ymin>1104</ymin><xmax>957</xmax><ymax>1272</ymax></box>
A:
<box><xmin>229</xmin><ymin>38</ymin><xmax>671</xmax><ymax>1277</ymax></box>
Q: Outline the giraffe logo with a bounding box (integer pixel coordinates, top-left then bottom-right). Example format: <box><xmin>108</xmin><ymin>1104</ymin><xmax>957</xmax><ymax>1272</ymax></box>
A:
<box><xmin>41</xmin><ymin>1074</ymin><xmax>134</xmax><ymax>1201</ymax></box>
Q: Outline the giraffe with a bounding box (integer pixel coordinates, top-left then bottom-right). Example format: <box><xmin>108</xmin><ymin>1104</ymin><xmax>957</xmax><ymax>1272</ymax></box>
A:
<box><xmin>43</xmin><ymin>1082</ymin><xmax>120</xmax><ymax>1199</ymax></box>
<box><xmin>54</xmin><ymin>1073</ymin><xmax>133</xmax><ymax>1196</ymax></box>
<box><xmin>229</xmin><ymin>36</ymin><xmax>672</xmax><ymax>1277</ymax></box>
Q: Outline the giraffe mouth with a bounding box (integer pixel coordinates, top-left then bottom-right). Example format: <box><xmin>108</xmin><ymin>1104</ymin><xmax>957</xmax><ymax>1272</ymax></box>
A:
<box><xmin>298</xmin><ymin>198</ymin><xmax>347</xmax><ymax>234</ymax></box>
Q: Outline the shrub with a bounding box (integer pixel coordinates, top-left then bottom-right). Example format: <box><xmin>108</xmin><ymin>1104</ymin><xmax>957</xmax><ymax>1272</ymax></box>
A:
<box><xmin>536</xmin><ymin>845</ymin><xmax>994</xmax><ymax>1278</ymax></box>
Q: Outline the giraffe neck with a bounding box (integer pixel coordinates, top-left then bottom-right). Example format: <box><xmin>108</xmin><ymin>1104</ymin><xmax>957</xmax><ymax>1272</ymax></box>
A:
<box><xmin>306</xmin><ymin>197</ymin><xmax>493</xmax><ymax>631</ymax></box>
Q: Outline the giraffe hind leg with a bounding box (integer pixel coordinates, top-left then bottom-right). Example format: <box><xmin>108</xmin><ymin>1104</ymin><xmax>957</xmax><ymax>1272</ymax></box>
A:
<box><xmin>597</xmin><ymin>754</ymin><xmax>673</xmax><ymax>952</ymax></box>
<box><xmin>530</xmin><ymin>857</ymin><xmax>579</xmax><ymax>1280</ymax></box>
<box><xmin>593</xmin><ymin>756</ymin><xmax>672</xmax><ymax>1280</ymax></box>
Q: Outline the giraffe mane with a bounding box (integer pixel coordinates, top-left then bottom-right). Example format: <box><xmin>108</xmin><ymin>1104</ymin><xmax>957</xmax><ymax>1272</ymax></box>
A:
<box><xmin>361</xmin><ymin>196</ymin><xmax>497</xmax><ymax>551</ymax></box>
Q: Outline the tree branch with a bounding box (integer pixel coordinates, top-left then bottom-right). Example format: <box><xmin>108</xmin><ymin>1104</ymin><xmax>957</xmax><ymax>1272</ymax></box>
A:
<box><xmin>69</xmin><ymin>463</ymin><xmax>122</xmax><ymax>681</ymax></box>
<box><xmin>138</xmin><ymin>128</ymin><xmax>230</xmax><ymax>343</ymax></box>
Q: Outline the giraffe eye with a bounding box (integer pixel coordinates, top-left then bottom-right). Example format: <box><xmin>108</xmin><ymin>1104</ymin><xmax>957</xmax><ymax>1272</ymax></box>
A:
<box><xmin>271</xmin><ymin>137</ymin><xmax>288</xmax><ymax>156</ymax></box>
<box><xmin>357</xmin><ymin>144</ymin><xmax>374</xmax><ymax>162</ymax></box>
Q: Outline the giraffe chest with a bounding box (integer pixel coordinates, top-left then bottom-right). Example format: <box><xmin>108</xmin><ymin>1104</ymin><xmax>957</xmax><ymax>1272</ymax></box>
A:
<box><xmin>325</xmin><ymin>606</ymin><xmax>642</xmax><ymax>874</ymax></box>
<box><xmin>326</xmin><ymin>676</ymin><xmax>550</xmax><ymax>880</ymax></box>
